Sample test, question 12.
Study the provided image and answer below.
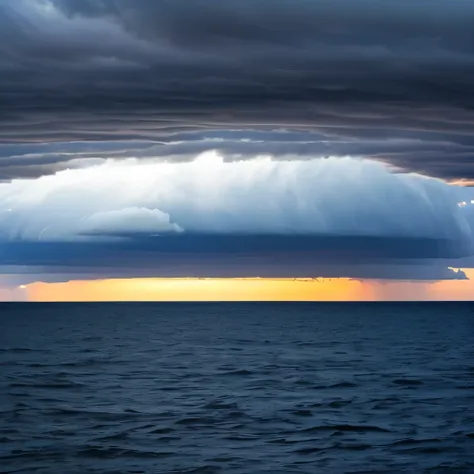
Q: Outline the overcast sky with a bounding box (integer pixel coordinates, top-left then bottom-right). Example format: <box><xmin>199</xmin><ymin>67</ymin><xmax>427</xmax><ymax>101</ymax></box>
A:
<box><xmin>1</xmin><ymin>0</ymin><xmax>474</xmax><ymax>296</ymax></box>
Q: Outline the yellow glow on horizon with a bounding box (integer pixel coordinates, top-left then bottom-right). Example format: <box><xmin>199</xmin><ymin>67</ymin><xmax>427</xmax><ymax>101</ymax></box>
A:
<box><xmin>25</xmin><ymin>277</ymin><xmax>374</xmax><ymax>302</ymax></box>
<box><xmin>21</xmin><ymin>271</ymin><xmax>474</xmax><ymax>302</ymax></box>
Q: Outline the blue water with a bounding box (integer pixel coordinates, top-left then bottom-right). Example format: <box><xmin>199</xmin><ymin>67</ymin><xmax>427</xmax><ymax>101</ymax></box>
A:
<box><xmin>1</xmin><ymin>302</ymin><xmax>474</xmax><ymax>473</ymax></box>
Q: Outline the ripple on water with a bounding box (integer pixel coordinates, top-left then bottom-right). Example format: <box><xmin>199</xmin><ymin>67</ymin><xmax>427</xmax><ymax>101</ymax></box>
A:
<box><xmin>1</xmin><ymin>302</ymin><xmax>474</xmax><ymax>473</ymax></box>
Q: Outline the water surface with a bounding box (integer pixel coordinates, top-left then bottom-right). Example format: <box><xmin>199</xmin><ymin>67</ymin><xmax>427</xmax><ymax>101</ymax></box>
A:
<box><xmin>1</xmin><ymin>302</ymin><xmax>474</xmax><ymax>473</ymax></box>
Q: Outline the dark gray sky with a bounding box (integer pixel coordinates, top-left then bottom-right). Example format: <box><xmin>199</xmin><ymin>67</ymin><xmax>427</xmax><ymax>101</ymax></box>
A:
<box><xmin>1</xmin><ymin>0</ymin><xmax>474</xmax><ymax>285</ymax></box>
<box><xmin>1</xmin><ymin>0</ymin><xmax>474</xmax><ymax>179</ymax></box>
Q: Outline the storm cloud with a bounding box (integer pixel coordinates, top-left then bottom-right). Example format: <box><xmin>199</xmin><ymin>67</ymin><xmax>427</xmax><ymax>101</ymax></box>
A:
<box><xmin>0</xmin><ymin>0</ymin><xmax>474</xmax><ymax>180</ymax></box>
<box><xmin>2</xmin><ymin>1</ymin><xmax>474</xmax><ymax>288</ymax></box>
<box><xmin>0</xmin><ymin>155</ymin><xmax>473</xmax><ymax>282</ymax></box>
<box><xmin>0</xmin><ymin>155</ymin><xmax>469</xmax><ymax>242</ymax></box>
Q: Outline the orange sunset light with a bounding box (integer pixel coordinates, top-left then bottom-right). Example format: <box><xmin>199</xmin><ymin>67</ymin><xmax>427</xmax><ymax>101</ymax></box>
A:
<box><xmin>22</xmin><ymin>271</ymin><xmax>474</xmax><ymax>302</ymax></box>
<box><xmin>26</xmin><ymin>277</ymin><xmax>373</xmax><ymax>302</ymax></box>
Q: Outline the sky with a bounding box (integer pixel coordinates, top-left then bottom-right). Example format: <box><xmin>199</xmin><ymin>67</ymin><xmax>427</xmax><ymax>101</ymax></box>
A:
<box><xmin>1</xmin><ymin>0</ymin><xmax>474</xmax><ymax>301</ymax></box>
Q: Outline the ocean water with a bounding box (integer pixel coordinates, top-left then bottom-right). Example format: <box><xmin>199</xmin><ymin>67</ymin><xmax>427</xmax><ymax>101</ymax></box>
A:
<box><xmin>1</xmin><ymin>302</ymin><xmax>474</xmax><ymax>474</ymax></box>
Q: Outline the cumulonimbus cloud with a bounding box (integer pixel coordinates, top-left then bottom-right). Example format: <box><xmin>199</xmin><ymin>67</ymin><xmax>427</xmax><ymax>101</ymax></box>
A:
<box><xmin>2</xmin><ymin>1</ymin><xmax>474</xmax><ymax>286</ymax></box>
<box><xmin>0</xmin><ymin>153</ymin><xmax>471</xmax><ymax>244</ymax></box>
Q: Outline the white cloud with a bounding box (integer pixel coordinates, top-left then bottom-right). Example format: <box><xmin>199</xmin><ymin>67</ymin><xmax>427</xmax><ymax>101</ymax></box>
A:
<box><xmin>78</xmin><ymin>207</ymin><xmax>182</xmax><ymax>236</ymax></box>
<box><xmin>0</xmin><ymin>152</ymin><xmax>472</xmax><ymax>243</ymax></box>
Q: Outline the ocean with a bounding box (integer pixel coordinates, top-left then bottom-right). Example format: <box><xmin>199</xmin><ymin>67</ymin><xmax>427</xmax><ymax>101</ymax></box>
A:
<box><xmin>1</xmin><ymin>302</ymin><xmax>474</xmax><ymax>473</ymax></box>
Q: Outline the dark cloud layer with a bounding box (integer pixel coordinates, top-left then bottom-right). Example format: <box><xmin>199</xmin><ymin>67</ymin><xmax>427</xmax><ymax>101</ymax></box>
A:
<box><xmin>4</xmin><ymin>132</ymin><xmax>474</xmax><ymax>181</ymax></box>
<box><xmin>1</xmin><ymin>235</ymin><xmax>469</xmax><ymax>263</ymax></box>
<box><xmin>0</xmin><ymin>237</ymin><xmax>469</xmax><ymax>282</ymax></box>
<box><xmin>1</xmin><ymin>0</ymin><xmax>474</xmax><ymax>179</ymax></box>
